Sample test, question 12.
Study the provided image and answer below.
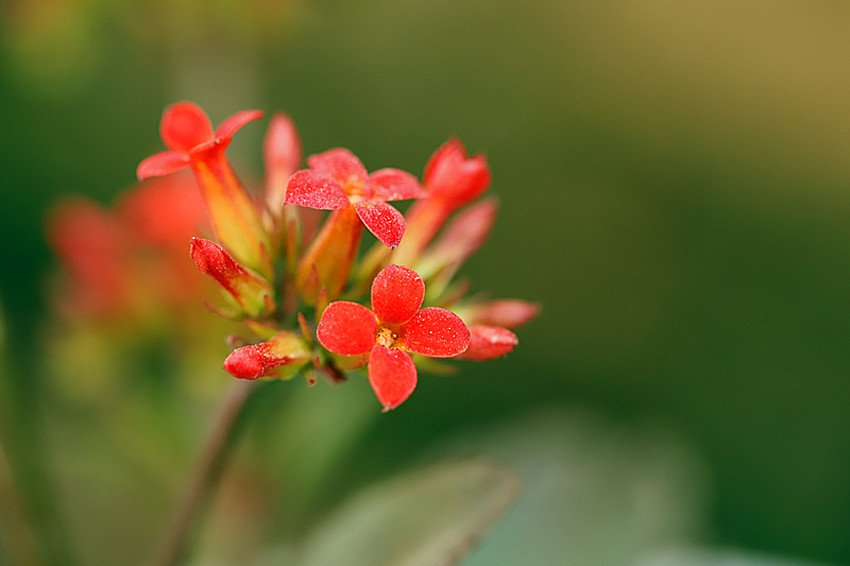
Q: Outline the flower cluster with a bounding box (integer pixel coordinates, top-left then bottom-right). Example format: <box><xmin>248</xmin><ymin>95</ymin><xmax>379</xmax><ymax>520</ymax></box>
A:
<box><xmin>48</xmin><ymin>172</ymin><xmax>209</xmax><ymax>323</ymax></box>
<box><xmin>138</xmin><ymin>101</ymin><xmax>538</xmax><ymax>410</ymax></box>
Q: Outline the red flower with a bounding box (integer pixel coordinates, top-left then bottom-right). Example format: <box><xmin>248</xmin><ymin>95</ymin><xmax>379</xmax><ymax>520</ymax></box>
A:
<box><xmin>136</xmin><ymin>102</ymin><xmax>263</xmax><ymax>178</ymax></box>
<box><xmin>136</xmin><ymin>101</ymin><xmax>273</xmax><ymax>278</ymax></box>
<box><xmin>47</xmin><ymin>199</ymin><xmax>134</xmax><ymax>319</ymax></box>
<box><xmin>285</xmin><ymin>148</ymin><xmax>424</xmax><ymax>248</ymax></box>
<box><xmin>316</xmin><ymin>264</ymin><xmax>470</xmax><ymax>410</ymax></box>
<box><xmin>47</xmin><ymin>174</ymin><xmax>209</xmax><ymax>321</ymax></box>
<box><xmin>391</xmin><ymin>138</ymin><xmax>492</xmax><ymax>266</ymax></box>
<box><xmin>423</xmin><ymin>138</ymin><xmax>491</xmax><ymax>209</ymax></box>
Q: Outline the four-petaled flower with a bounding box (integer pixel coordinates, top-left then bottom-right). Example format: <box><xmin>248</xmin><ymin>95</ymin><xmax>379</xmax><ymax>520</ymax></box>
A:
<box><xmin>136</xmin><ymin>102</ymin><xmax>264</xmax><ymax>178</ymax></box>
<box><xmin>285</xmin><ymin>148</ymin><xmax>424</xmax><ymax>248</ymax></box>
<box><xmin>136</xmin><ymin>102</ymin><xmax>273</xmax><ymax>277</ymax></box>
<box><xmin>317</xmin><ymin>264</ymin><xmax>470</xmax><ymax>410</ymax></box>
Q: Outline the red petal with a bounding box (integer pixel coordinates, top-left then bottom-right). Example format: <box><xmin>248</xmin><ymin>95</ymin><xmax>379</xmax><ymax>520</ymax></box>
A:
<box><xmin>369</xmin><ymin>169</ymin><xmax>425</xmax><ymax>201</ymax></box>
<box><xmin>354</xmin><ymin>200</ymin><xmax>405</xmax><ymax>248</ymax></box>
<box><xmin>423</xmin><ymin>138</ymin><xmax>491</xmax><ymax>210</ymax></box>
<box><xmin>371</xmin><ymin>264</ymin><xmax>424</xmax><ymax>324</ymax></box>
<box><xmin>458</xmin><ymin>326</ymin><xmax>518</xmax><ymax>361</ymax></box>
<box><xmin>284</xmin><ymin>170</ymin><xmax>350</xmax><ymax>210</ymax></box>
<box><xmin>423</xmin><ymin>138</ymin><xmax>464</xmax><ymax>187</ymax></box>
<box><xmin>368</xmin><ymin>345</ymin><xmax>417</xmax><ymax>411</ymax></box>
<box><xmin>160</xmin><ymin>101</ymin><xmax>214</xmax><ymax>153</ymax></box>
<box><xmin>399</xmin><ymin>307</ymin><xmax>469</xmax><ymax>358</ymax></box>
<box><xmin>136</xmin><ymin>151</ymin><xmax>190</xmax><ymax>180</ymax></box>
<box><xmin>317</xmin><ymin>301</ymin><xmax>377</xmax><ymax>356</ymax></box>
<box><xmin>401</xmin><ymin>307</ymin><xmax>470</xmax><ymax>357</ymax></box>
<box><xmin>307</xmin><ymin>148</ymin><xmax>368</xmax><ymax>192</ymax></box>
<box><xmin>215</xmin><ymin>109</ymin><xmax>264</xmax><ymax>140</ymax></box>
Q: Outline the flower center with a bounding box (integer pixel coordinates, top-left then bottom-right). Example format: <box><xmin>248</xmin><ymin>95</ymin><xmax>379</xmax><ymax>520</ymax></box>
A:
<box><xmin>375</xmin><ymin>324</ymin><xmax>401</xmax><ymax>349</ymax></box>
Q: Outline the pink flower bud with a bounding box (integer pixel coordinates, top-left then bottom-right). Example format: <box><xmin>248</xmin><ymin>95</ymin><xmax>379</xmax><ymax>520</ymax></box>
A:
<box><xmin>458</xmin><ymin>325</ymin><xmax>518</xmax><ymax>361</ymax></box>
<box><xmin>263</xmin><ymin>113</ymin><xmax>303</xmax><ymax>210</ymax></box>
<box><xmin>463</xmin><ymin>299</ymin><xmax>541</xmax><ymax>329</ymax></box>
<box><xmin>223</xmin><ymin>331</ymin><xmax>311</xmax><ymax>380</ymax></box>
<box><xmin>190</xmin><ymin>238</ymin><xmax>275</xmax><ymax>318</ymax></box>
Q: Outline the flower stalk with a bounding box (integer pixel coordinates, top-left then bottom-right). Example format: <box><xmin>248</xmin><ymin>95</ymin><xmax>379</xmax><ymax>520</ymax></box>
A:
<box><xmin>149</xmin><ymin>379</ymin><xmax>258</xmax><ymax>566</ymax></box>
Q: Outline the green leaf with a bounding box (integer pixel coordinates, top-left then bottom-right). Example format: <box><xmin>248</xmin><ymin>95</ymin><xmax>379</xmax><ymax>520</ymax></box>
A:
<box><xmin>295</xmin><ymin>460</ymin><xmax>520</xmax><ymax>566</ymax></box>
<box><xmin>432</xmin><ymin>410</ymin><xmax>708</xmax><ymax>566</ymax></box>
<box><xmin>639</xmin><ymin>547</ymin><xmax>835</xmax><ymax>566</ymax></box>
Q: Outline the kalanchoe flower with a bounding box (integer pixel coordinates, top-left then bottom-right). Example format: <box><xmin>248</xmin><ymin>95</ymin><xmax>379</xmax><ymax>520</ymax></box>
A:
<box><xmin>423</xmin><ymin>138</ymin><xmax>492</xmax><ymax>207</ymax></box>
<box><xmin>48</xmin><ymin>199</ymin><xmax>134</xmax><ymax>320</ymax></box>
<box><xmin>224</xmin><ymin>331</ymin><xmax>311</xmax><ymax>380</ymax></box>
<box><xmin>317</xmin><ymin>264</ymin><xmax>470</xmax><ymax>411</ymax></box>
<box><xmin>48</xmin><ymin>174</ymin><xmax>209</xmax><ymax>321</ymax></box>
<box><xmin>391</xmin><ymin>138</ymin><xmax>491</xmax><ymax>266</ymax></box>
<box><xmin>137</xmin><ymin>101</ymin><xmax>273</xmax><ymax>278</ymax></box>
<box><xmin>190</xmin><ymin>238</ymin><xmax>275</xmax><ymax>319</ymax></box>
<box><xmin>285</xmin><ymin>148</ymin><xmax>424</xmax><ymax>248</ymax></box>
<box><xmin>286</xmin><ymin>148</ymin><xmax>424</xmax><ymax>303</ymax></box>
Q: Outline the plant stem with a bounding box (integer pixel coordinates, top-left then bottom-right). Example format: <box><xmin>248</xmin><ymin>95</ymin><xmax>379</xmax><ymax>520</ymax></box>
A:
<box><xmin>0</xmin><ymin>434</ymin><xmax>42</xmax><ymax>566</ymax></box>
<box><xmin>150</xmin><ymin>379</ymin><xmax>258</xmax><ymax>566</ymax></box>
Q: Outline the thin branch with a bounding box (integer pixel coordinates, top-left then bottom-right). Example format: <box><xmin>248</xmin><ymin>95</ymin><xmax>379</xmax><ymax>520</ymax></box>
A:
<box><xmin>150</xmin><ymin>379</ymin><xmax>258</xmax><ymax>566</ymax></box>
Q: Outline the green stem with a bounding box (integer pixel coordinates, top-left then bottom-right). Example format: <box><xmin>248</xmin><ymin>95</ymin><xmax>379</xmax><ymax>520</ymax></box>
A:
<box><xmin>149</xmin><ymin>379</ymin><xmax>258</xmax><ymax>566</ymax></box>
<box><xmin>0</xmin><ymin>433</ymin><xmax>42</xmax><ymax>566</ymax></box>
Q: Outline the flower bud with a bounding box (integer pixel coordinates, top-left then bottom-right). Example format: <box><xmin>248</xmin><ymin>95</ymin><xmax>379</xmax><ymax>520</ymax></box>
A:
<box><xmin>190</xmin><ymin>238</ymin><xmax>275</xmax><ymax>318</ymax></box>
<box><xmin>457</xmin><ymin>325</ymin><xmax>518</xmax><ymax>361</ymax></box>
<box><xmin>223</xmin><ymin>331</ymin><xmax>311</xmax><ymax>380</ymax></box>
<box><xmin>461</xmin><ymin>299</ymin><xmax>541</xmax><ymax>330</ymax></box>
<box><xmin>263</xmin><ymin>113</ymin><xmax>302</xmax><ymax>211</ymax></box>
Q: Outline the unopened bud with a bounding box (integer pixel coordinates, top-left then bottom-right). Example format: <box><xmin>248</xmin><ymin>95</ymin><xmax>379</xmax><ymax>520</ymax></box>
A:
<box><xmin>190</xmin><ymin>238</ymin><xmax>275</xmax><ymax>318</ymax></box>
<box><xmin>457</xmin><ymin>325</ymin><xmax>518</xmax><ymax>361</ymax></box>
<box><xmin>223</xmin><ymin>331</ymin><xmax>311</xmax><ymax>380</ymax></box>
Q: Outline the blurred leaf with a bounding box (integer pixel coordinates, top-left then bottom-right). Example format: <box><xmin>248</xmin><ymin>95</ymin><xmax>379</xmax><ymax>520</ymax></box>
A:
<box><xmin>638</xmin><ymin>547</ymin><xmax>834</xmax><ymax>566</ymax></box>
<box><xmin>432</xmin><ymin>409</ymin><xmax>709</xmax><ymax>566</ymax></box>
<box><xmin>291</xmin><ymin>460</ymin><xmax>520</xmax><ymax>566</ymax></box>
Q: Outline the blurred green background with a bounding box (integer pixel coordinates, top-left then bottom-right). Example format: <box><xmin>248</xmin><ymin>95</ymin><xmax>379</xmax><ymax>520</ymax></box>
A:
<box><xmin>2</xmin><ymin>1</ymin><xmax>850</xmax><ymax>565</ymax></box>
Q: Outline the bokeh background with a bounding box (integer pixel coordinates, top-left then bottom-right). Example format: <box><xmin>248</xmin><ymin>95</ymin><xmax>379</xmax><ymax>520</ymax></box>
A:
<box><xmin>1</xmin><ymin>1</ymin><xmax>850</xmax><ymax>565</ymax></box>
